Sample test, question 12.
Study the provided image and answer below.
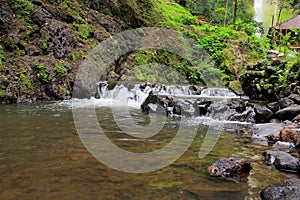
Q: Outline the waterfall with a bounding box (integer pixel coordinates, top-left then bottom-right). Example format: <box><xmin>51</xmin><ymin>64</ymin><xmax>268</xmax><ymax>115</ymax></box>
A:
<box><xmin>94</xmin><ymin>82</ymin><xmax>239</xmax><ymax>107</ymax></box>
<box><xmin>254</xmin><ymin>0</ymin><xmax>264</xmax><ymax>36</ymax></box>
<box><xmin>254</xmin><ymin>0</ymin><xmax>264</xmax><ymax>22</ymax></box>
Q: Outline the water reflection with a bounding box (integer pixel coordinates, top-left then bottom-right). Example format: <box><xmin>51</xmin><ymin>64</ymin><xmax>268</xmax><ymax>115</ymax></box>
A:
<box><xmin>0</xmin><ymin>103</ymin><xmax>287</xmax><ymax>199</ymax></box>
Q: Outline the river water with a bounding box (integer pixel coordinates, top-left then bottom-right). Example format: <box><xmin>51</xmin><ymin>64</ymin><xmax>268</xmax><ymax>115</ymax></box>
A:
<box><xmin>0</xmin><ymin>102</ymin><xmax>288</xmax><ymax>199</ymax></box>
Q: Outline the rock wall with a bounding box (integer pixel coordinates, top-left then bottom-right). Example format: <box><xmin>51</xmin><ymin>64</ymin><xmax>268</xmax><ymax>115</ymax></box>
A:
<box><xmin>0</xmin><ymin>0</ymin><xmax>158</xmax><ymax>103</ymax></box>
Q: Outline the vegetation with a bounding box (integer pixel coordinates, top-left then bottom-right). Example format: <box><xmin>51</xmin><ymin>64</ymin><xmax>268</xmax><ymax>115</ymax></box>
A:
<box><xmin>8</xmin><ymin>0</ymin><xmax>34</xmax><ymax>24</ymax></box>
<box><xmin>54</xmin><ymin>64</ymin><xmax>67</xmax><ymax>76</ymax></box>
<box><xmin>33</xmin><ymin>62</ymin><xmax>51</xmax><ymax>83</ymax></box>
<box><xmin>0</xmin><ymin>45</ymin><xmax>5</xmax><ymax>71</ymax></box>
<box><xmin>0</xmin><ymin>0</ymin><xmax>298</xmax><ymax>102</ymax></box>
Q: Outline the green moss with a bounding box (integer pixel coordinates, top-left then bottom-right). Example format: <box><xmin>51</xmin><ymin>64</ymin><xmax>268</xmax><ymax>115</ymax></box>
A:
<box><xmin>159</xmin><ymin>2</ymin><xmax>198</xmax><ymax>25</ymax></box>
<box><xmin>74</xmin><ymin>23</ymin><xmax>93</xmax><ymax>40</ymax></box>
<box><xmin>60</xmin><ymin>86</ymin><xmax>70</xmax><ymax>96</ymax></box>
<box><xmin>149</xmin><ymin>180</ymin><xmax>183</xmax><ymax>189</ymax></box>
<box><xmin>33</xmin><ymin>62</ymin><xmax>51</xmax><ymax>83</ymax></box>
<box><xmin>0</xmin><ymin>45</ymin><xmax>5</xmax><ymax>71</ymax></box>
<box><xmin>54</xmin><ymin>64</ymin><xmax>67</xmax><ymax>76</ymax></box>
<box><xmin>9</xmin><ymin>0</ymin><xmax>34</xmax><ymax>24</ymax></box>
<box><xmin>38</xmin><ymin>35</ymin><xmax>49</xmax><ymax>53</ymax></box>
<box><xmin>20</xmin><ymin>73</ymin><xmax>32</xmax><ymax>88</ymax></box>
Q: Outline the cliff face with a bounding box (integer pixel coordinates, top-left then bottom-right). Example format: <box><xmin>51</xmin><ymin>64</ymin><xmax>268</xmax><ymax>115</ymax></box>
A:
<box><xmin>0</xmin><ymin>0</ymin><xmax>160</xmax><ymax>103</ymax></box>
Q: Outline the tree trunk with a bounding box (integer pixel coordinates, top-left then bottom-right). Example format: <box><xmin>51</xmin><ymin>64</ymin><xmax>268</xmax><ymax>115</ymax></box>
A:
<box><xmin>233</xmin><ymin>0</ymin><xmax>238</xmax><ymax>25</ymax></box>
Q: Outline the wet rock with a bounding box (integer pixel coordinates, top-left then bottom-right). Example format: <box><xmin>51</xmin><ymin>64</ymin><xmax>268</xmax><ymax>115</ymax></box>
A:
<box><xmin>269</xmin><ymin>118</ymin><xmax>281</xmax><ymax>123</ymax></box>
<box><xmin>208</xmin><ymin>158</ymin><xmax>251</xmax><ymax>181</ymax></box>
<box><xmin>266</xmin><ymin>134</ymin><xmax>279</xmax><ymax>144</ymax></box>
<box><xmin>141</xmin><ymin>92</ymin><xmax>164</xmax><ymax>113</ymax></box>
<box><xmin>292</xmin><ymin>114</ymin><xmax>300</xmax><ymax>122</ymax></box>
<box><xmin>195</xmin><ymin>99</ymin><xmax>212</xmax><ymax>116</ymax></box>
<box><xmin>173</xmin><ymin>99</ymin><xmax>195</xmax><ymax>116</ymax></box>
<box><xmin>279</xmin><ymin>126</ymin><xmax>298</xmax><ymax>145</ymax></box>
<box><xmin>254</xmin><ymin>105</ymin><xmax>273</xmax><ymax>123</ymax></box>
<box><xmin>276</xmin><ymin>105</ymin><xmax>300</xmax><ymax>121</ymax></box>
<box><xmin>263</xmin><ymin>150</ymin><xmax>300</xmax><ymax>173</ymax></box>
<box><xmin>267</xmin><ymin>102</ymin><xmax>280</xmax><ymax>113</ymax></box>
<box><xmin>207</xmin><ymin>102</ymin><xmax>228</xmax><ymax>120</ymax></box>
<box><xmin>288</xmin><ymin>94</ymin><xmax>300</xmax><ymax>104</ymax></box>
<box><xmin>227</xmin><ymin>106</ymin><xmax>256</xmax><ymax>123</ymax></box>
<box><xmin>260</xmin><ymin>179</ymin><xmax>300</xmax><ymax>200</ymax></box>
<box><xmin>273</xmin><ymin>141</ymin><xmax>295</xmax><ymax>152</ymax></box>
<box><xmin>252</xmin><ymin>123</ymin><xmax>283</xmax><ymax>139</ymax></box>
<box><xmin>279</xmin><ymin>98</ymin><xmax>295</xmax><ymax>109</ymax></box>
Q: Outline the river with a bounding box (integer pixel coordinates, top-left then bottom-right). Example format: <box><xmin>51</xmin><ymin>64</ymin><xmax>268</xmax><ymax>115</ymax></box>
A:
<box><xmin>0</xmin><ymin>101</ymin><xmax>289</xmax><ymax>199</ymax></box>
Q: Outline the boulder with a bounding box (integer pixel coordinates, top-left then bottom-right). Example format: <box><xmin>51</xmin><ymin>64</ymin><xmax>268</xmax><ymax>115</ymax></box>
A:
<box><xmin>260</xmin><ymin>179</ymin><xmax>300</xmax><ymax>200</ymax></box>
<box><xmin>251</xmin><ymin>123</ymin><xmax>284</xmax><ymax>145</ymax></box>
<box><xmin>208</xmin><ymin>158</ymin><xmax>251</xmax><ymax>181</ymax></box>
<box><xmin>275</xmin><ymin>105</ymin><xmax>300</xmax><ymax>121</ymax></box>
<box><xmin>279</xmin><ymin>98</ymin><xmax>295</xmax><ymax>109</ymax></box>
<box><xmin>227</xmin><ymin>106</ymin><xmax>256</xmax><ymax>123</ymax></box>
<box><xmin>173</xmin><ymin>99</ymin><xmax>196</xmax><ymax>116</ymax></box>
<box><xmin>273</xmin><ymin>141</ymin><xmax>295</xmax><ymax>152</ymax></box>
<box><xmin>254</xmin><ymin>105</ymin><xmax>273</xmax><ymax>123</ymax></box>
<box><xmin>267</xmin><ymin>102</ymin><xmax>280</xmax><ymax>113</ymax></box>
<box><xmin>279</xmin><ymin>126</ymin><xmax>298</xmax><ymax>145</ymax></box>
<box><xmin>263</xmin><ymin>150</ymin><xmax>300</xmax><ymax>173</ymax></box>
<box><xmin>292</xmin><ymin>114</ymin><xmax>300</xmax><ymax>122</ymax></box>
<box><xmin>288</xmin><ymin>94</ymin><xmax>300</xmax><ymax>104</ymax></box>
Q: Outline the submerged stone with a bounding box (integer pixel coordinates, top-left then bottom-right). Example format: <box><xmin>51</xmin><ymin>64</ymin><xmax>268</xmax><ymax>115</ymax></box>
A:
<box><xmin>260</xmin><ymin>179</ymin><xmax>300</xmax><ymax>200</ymax></box>
<box><xmin>208</xmin><ymin>158</ymin><xmax>252</xmax><ymax>182</ymax></box>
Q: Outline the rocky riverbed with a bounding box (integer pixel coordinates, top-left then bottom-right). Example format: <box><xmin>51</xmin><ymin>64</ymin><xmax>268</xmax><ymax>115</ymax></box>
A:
<box><xmin>97</xmin><ymin>81</ymin><xmax>300</xmax><ymax>198</ymax></box>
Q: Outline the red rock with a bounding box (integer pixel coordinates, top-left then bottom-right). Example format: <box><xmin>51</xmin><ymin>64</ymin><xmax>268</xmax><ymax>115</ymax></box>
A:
<box><xmin>279</xmin><ymin>126</ymin><xmax>298</xmax><ymax>145</ymax></box>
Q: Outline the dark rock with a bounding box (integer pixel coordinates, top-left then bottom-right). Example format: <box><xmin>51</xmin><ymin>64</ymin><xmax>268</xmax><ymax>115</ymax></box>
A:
<box><xmin>173</xmin><ymin>99</ymin><xmax>195</xmax><ymax>116</ymax></box>
<box><xmin>141</xmin><ymin>92</ymin><xmax>164</xmax><ymax>113</ymax></box>
<box><xmin>267</xmin><ymin>102</ymin><xmax>280</xmax><ymax>113</ymax></box>
<box><xmin>33</xmin><ymin>6</ymin><xmax>53</xmax><ymax>26</ymax></box>
<box><xmin>292</xmin><ymin>114</ymin><xmax>300</xmax><ymax>122</ymax></box>
<box><xmin>228</xmin><ymin>99</ymin><xmax>248</xmax><ymax>112</ymax></box>
<box><xmin>254</xmin><ymin>105</ymin><xmax>273</xmax><ymax>123</ymax></box>
<box><xmin>269</xmin><ymin>118</ymin><xmax>281</xmax><ymax>123</ymax></box>
<box><xmin>195</xmin><ymin>99</ymin><xmax>212</xmax><ymax>116</ymax></box>
<box><xmin>227</xmin><ymin>106</ymin><xmax>256</xmax><ymax>123</ymax></box>
<box><xmin>41</xmin><ymin>19</ymin><xmax>75</xmax><ymax>59</ymax></box>
<box><xmin>288</xmin><ymin>94</ymin><xmax>300</xmax><ymax>104</ymax></box>
<box><xmin>207</xmin><ymin>102</ymin><xmax>228</xmax><ymax>119</ymax></box>
<box><xmin>208</xmin><ymin>158</ymin><xmax>252</xmax><ymax>181</ymax></box>
<box><xmin>276</xmin><ymin>105</ymin><xmax>300</xmax><ymax>121</ymax></box>
<box><xmin>266</xmin><ymin>134</ymin><xmax>280</xmax><ymax>144</ymax></box>
<box><xmin>260</xmin><ymin>179</ymin><xmax>300</xmax><ymax>200</ymax></box>
<box><xmin>263</xmin><ymin>150</ymin><xmax>300</xmax><ymax>173</ymax></box>
<box><xmin>188</xmin><ymin>85</ymin><xmax>203</xmax><ymax>95</ymax></box>
<box><xmin>279</xmin><ymin>98</ymin><xmax>295</xmax><ymax>109</ymax></box>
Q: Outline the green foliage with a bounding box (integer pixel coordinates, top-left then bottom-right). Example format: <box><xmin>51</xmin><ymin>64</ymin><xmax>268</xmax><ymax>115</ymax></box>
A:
<box><xmin>20</xmin><ymin>73</ymin><xmax>32</xmax><ymax>88</ymax></box>
<box><xmin>184</xmin><ymin>0</ymin><xmax>254</xmax><ymax>25</ymax></box>
<box><xmin>9</xmin><ymin>0</ymin><xmax>34</xmax><ymax>24</ymax></box>
<box><xmin>133</xmin><ymin>49</ymin><xmax>207</xmax><ymax>85</ymax></box>
<box><xmin>54</xmin><ymin>64</ymin><xmax>67</xmax><ymax>76</ymax></box>
<box><xmin>73</xmin><ymin>23</ymin><xmax>93</xmax><ymax>40</ymax></box>
<box><xmin>159</xmin><ymin>2</ymin><xmax>198</xmax><ymax>25</ymax></box>
<box><xmin>38</xmin><ymin>36</ymin><xmax>49</xmax><ymax>53</ymax></box>
<box><xmin>33</xmin><ymin>62</ymin><xmax>51</xmax><ymax>83</ymax></box>
<box><xmin>60</xmin><ymin>86</ymin><xmax>70</xmax><ymax>96</ymax></box>
<box><xmin>0</xmin><ymin>89</ymin><xmax>9</xmax><ymax>100</ymax></box>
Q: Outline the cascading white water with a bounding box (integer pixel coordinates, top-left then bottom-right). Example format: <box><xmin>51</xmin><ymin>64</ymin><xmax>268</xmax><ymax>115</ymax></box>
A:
<box><xmin>254</xmin><ymin>0</ymin><xmax>264</xmax><ymax>37</ymax></box>
<box><xmin>254</xmin><ymin>0</ymin><xmax>264</xmax><ymax>22</ymax></box>
<box><xmin>95</xmin><ymin>82</ymin><xmax>239</xmax><ymax>107</ymax></box>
